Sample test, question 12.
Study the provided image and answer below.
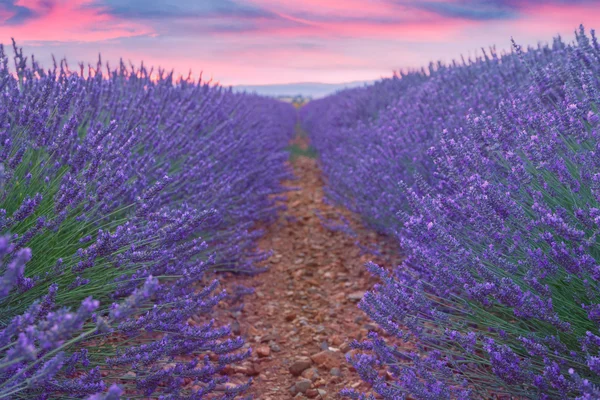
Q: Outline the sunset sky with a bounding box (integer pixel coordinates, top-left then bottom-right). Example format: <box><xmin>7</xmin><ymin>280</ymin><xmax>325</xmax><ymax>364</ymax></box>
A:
<box><xmin>1</xmin><ymin>0</ymin><xmax>600</xmax><ymax>85</ymax></box>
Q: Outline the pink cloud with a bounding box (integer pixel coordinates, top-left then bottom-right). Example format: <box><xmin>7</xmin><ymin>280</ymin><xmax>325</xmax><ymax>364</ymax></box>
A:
<box><xmin>105</xmin><ymin>42</ymin><xmax>390</xmax><ymax>86</ymax></box>
<box><xmin>3</xmin><ymin>0</ymin><xmax>600</xmax><ymax>85</ymax></box>
<box><xmin>510</xmin><ymin>3</ymin><xmax>600</xmax><ymax>36</ymax></box>
<box><xmin>245</xmin><ymin>0</ymin><xmax>599</xmax><ymax>43</ymax></box>
<box><xmin>245</xmin><ymin>0</ymin><xmax>468</xmax><ymax>41</ymax></box>
<box><xmin>0</xmin><ymin>0</ymin><xmax>152</xmax><ymax>43</ymax></box>
<box><xmin>251</xmin><ymin>0</ymin><xmax>397</xmax><ymax>19</ymax></box>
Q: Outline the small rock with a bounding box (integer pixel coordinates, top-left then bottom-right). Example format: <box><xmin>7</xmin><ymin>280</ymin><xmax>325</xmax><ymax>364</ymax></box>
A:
<box><xmin>295</xmin><ymin>379</ymin><xmax>312</xmax><ymax>393</ymax></box>
<box><xmin>233</xmin><ymin>363</ymin><xmax>259</xmax><ymax>376</ymax></box>
<box><xmin>330</xmin><ymin>367</ymin><xmax>342</xmax><ymax>377</ymax></box>
<box><xmin>301</xmin><ymin>367</ymin><xmax>320</xmax><ymax>382</ymax></box>
<box><xmin>256</xmin><ymin>345</ymin><xmax>270</xmax><ymax>358</ymax></box>
<box><xmin>330</xmin><ymin>335</ymin><xmax>343</xmax><ymax>346</ymax></box>
<box><xmin>317</xmin><ymin>389</ymin><xmax>327</xmax><ymax>397</ymax></box>
<box><xmin>285</xmin><ymin>313</ymin><xmax>297</xmax><ymax>322</ymax></box>
<box><xmin>260</xmin><ymin>333</ymin><xmax>277</xmax><ymax>343</ymax></box>
<box><xmin>314</xmin><ymin>378</ymin><xmax>326</xmax><ymax>387</ymax></box>
<box><xmin>311</xmin><ymin>350</ymin><xmax>343</xmax><ymax>369</ymax></box>
<box><xmin>269</xmin><ymin>341</ymin><xmax>281</xmax><ymax>352</ymax></box>
<box><xmin>289</xmin><ymin>357</ymin><xmax>312</xmax><ymax>376</ymax></box>
<box><xmin>231</xmin><ymin>320</ymin><xmax>241</xmax><ymax>335</ymax></box>
<box><xmin>306</xmin><ymin>388</ymin><xmax>319</xmax><ymax>398</ymax></box>
<box><xmin>320</xmin><ymin>341</ymin><xmax>329</xmax><ymax>351</ymax></box>
<box><xmin>340</xmin><ymin>342</ymin><xmax>351</xmax><ymax>353</ymax></box>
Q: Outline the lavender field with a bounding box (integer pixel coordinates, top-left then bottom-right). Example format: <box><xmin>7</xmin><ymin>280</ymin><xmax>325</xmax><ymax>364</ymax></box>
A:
<box><xmin>0</xmin><ymin>40</ymin><xmax>296</xmax><ymax>398</ymax></box>
<box><xmin>302</xmin><ymin>26</ymin><xmax>600</xmax><ymax>399</ymax></box>
<box><xmin>1</xmin><ymin>22</ymin><xmax>600</xmax><ymax>400</ymax></box>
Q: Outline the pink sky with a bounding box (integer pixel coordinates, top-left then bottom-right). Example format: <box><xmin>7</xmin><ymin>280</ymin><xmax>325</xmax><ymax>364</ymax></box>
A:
<box><xmin>1</xmin><ymin>0</ymin><xmax>599</xmax><ymax>85</ymax></box>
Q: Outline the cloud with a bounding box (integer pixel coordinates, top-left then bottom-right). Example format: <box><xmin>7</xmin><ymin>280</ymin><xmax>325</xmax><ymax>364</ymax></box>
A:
<box><xmin>3</xmin><ymin>0</ymin><xmax>600</xmax><ymax>86</ymax></box>
<box><xmin>0</xmin><ymin>0</ymin><xmax>38</xmax><ymax>24</ymax></box>
<box><xmin>0</xmin><ymin>0</ymin><xmax>152</xmax><ymax>43</ymax></box>
<box><xmin>85</xmin><ymin>0</ymin><xmax>308</xmax><ymax>37</ymax></box>
<box><xmin>413</xmin><ymin>1</ymin><xmax>516</xmax><ymax>21</ymax></box>
<box><xmin>387</xmin><ymin>0</ymin><xmax>600</xmax><ymax>22</ymax></box>
<box><xmin>97</xmin><ymin>0</ymin><xmax>275</xmax><ymax>20</ymax></box>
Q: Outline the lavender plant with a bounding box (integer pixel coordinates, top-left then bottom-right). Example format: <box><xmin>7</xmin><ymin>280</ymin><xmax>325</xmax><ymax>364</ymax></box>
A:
<box><xmin>303</xmin><ymin>26</ymin><xmax>600</xmax><ymax>399</ymax></box>
<box><xmin>0</xmin><ymin>41</ymin><xmax>295</xmax><ymax>398</ymax></box>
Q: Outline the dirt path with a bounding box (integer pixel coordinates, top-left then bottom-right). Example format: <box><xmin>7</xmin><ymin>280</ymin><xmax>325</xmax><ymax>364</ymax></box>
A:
<box><xmin>217</xmin><ymin>136</ymin><xmax>401</xmax><ymax>399</ymax></box>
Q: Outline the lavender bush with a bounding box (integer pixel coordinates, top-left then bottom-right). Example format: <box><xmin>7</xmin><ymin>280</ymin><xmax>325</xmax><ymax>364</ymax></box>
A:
<box><xmin>303</xmin><ymin>26</ymin><xmax>600</xmax><ymax>398</ymax></box>
<box><xmin>0</xmin><ymin>41</ymin><xmax>295</xmax><ymax>398</ymax></box>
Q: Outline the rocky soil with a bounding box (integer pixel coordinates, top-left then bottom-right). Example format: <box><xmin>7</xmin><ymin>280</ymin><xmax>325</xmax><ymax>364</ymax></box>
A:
<box><xmin>216</xmin><ymin>137</ymin><xmax>402</xmax><ymax>399</ymax></box>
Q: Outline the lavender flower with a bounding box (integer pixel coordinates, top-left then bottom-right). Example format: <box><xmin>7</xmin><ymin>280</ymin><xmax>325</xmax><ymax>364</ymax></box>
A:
<box><xmin>0</xmin><ymin>38</ymin><xmax>295</xmax><ymax>398</ymax></box>
<box><xmin>304</xmin><ymin>25</ymin><xmax>600</xmax><ymax>399</ymax></box>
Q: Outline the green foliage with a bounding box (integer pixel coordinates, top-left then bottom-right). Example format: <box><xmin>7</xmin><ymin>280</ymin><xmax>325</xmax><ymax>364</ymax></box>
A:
<box><xmin>286</xmin><ymin>124</ymin><xmax>318</xmax><ymax>160</ymax></box>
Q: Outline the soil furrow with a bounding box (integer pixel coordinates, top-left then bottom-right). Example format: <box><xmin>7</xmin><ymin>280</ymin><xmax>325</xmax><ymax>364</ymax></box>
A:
<box><xmin>217</xmin><ymin>136</ymin><xmax>401</xmax><ymax>399</ymax></box>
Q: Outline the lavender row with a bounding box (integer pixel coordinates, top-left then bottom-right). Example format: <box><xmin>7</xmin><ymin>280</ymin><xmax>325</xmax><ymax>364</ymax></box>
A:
<box><xmin>0</xmin><ymin>41</ymin><xmax>295</xmax><ymax>399</ymax></box>
<box><xmin>302</xmin><ymin>27</ymin><xmax>600</xmax><ymax>398</ymax></box>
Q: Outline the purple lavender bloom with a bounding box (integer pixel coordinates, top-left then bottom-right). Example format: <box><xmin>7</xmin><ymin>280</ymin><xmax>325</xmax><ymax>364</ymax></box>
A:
<box><xmin>86</xmin><ymin>384</ymin><xmax>122</xmax><ymax>400</ymax></box>
<box><xmin>0</xmin><ymin>246</ymin><xmax>31</xmax><ymax>299</ymax></box>
<box><xmin>304</xmin><ymin>25</ymin><xmax>600</xmax><ymax>399</ymax></box>
<box><xmin>0</xmin><ymin>37</ymin><xmax>294</xmax><ymax>399</ymax></box>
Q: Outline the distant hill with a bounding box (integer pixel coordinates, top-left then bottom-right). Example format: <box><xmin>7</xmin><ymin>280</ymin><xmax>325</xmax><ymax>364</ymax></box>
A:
<box><xmin>232</xmin><ymin>81</ymin><xmax>374</xmax><ymax>99</ymax></box>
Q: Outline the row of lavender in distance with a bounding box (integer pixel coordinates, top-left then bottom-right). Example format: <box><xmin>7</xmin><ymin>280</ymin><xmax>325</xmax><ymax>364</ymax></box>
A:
<box><xmin>0</xmin><ymin>41</ymin><xmax>295</xmax><ymax>399</ymax></box>
<box><xmin>302</xmin><ymin>26</ymin><xmax>600</xmax><ymax>399</ymax></box>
